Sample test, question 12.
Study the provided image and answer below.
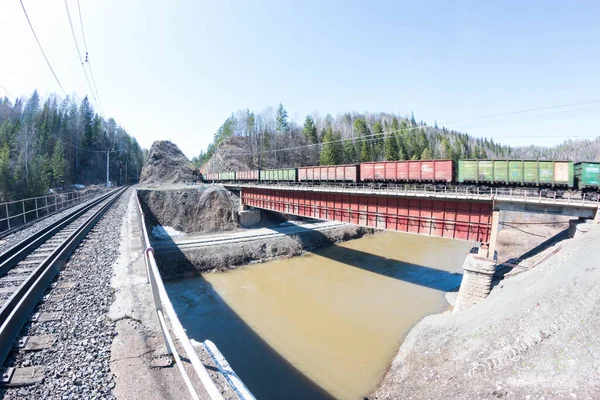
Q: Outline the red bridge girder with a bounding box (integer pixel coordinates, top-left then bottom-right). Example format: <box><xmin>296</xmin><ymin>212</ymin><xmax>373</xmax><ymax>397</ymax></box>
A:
<box><xmin>242</xmin><ymin>187</ymin><xmax>492</xmax><ymax>243</ymax></box>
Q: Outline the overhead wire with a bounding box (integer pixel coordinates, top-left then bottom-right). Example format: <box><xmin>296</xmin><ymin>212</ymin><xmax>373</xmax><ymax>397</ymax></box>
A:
<box><xmin>64</xmin><ymin>0</ymin><xmax>102</xmax><ymax>116</ymax></box>
<box><xmin>76</xmin><ymin>0</ymin><xmax>105</xmax><ymax>117</ymax></box>
<box><xmin>0</xmin><ymin>84</ymin><xmax>15</xmax><ymax>100</ymax></box>
<box><xmin>441</xmin><ymin>98</ymin><xmax>600</xmax><ymax>126</ymax></box>
<box><xmin>218</xmin><ymin>98</ymin><xmax>600</xmax><ymax>157</ymax></box>
<box><xmin>19</xmin><ymin>0</ymin><xmax>70</xmax><ymax>100</ymax></box>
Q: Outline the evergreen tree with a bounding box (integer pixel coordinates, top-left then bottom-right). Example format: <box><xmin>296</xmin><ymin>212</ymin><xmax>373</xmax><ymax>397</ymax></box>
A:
<box><xmin>441</xmin><ymin>137</ymin><xmax>453</xmax><ymax>159</ymax></box>
<box><xmin>319</xmin><ymin>128</ymin><xmax>342</xmax><ymax>165</ymax></box>
<box><xmin>410</xmin><ymin>111</ymin><xmax>416</xmax><ymax>127</ymax></box>
<box><xmin>0</xmin><ymin>145</ymin><xmax>11</xmax><ymax>200</ymax></box>
<box><xmin>353</xmin><ymin>118</ymin><xmax>370</xmax><ymax>136</ymax></box>
<box><xmin>360</xmin><ymin>140</ymin><xmax>370</xmax><ymax>162</ymax></box>
<box><xmin>302</xmin><ymin>115</ymin><xmax>318</xmax><ymax>144</ymax></box>
<box><xmin>384</xmin><ymin>134</ymin><xmax>398</xmax><ymax>161</ymax></box>
<box><xmin>398</xmin><ymin>145</ymin><xmax>406</xmax><ymax>161</ymax></box>
<box><xmin>51</xmin><ymin>140</ymin><xmax>67</xmax><ymax>186</ymax></box>
<box><xmin>343</xmin><ymin>139</ymin><xmax>357</xmax><ymax>163</ymax></box>
<box><xmin>276</xmin><ymin>103</ymin><xmax>289</xmax><ymax>134</ymax></box>
<box><xmin>420</xmin><ymin>147</ymin><xmax>433</xmax><ymax>160</ymax></box>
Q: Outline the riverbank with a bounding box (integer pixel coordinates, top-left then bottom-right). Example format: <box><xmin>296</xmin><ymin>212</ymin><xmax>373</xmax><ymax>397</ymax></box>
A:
<box><xmin>154</xmin><ymin>223</ymin><xmax>372</xmax><ymax>280</ymax></box>
<box><xmin>370</xmin><ymin>222</ymin><xmax>600</xmax><ymax>399</ymax></box>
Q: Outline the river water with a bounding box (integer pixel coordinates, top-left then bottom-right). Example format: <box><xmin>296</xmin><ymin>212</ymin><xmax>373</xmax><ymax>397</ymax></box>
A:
<box><xmin>165</xmin><ymin>231</ymin><xmax>473</xmax><ymax>400</ymax></box>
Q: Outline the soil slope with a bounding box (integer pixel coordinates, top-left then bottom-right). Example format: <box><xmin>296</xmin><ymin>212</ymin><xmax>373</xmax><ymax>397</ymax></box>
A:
<box><xmin>371</xmin><ymin>224</ymin><xmax>600</xmax><ymax>399</ymax></box>
<box><xmin>140</xmin><ymin>141</ymin><xmax>202</xmax><ymax>185</ymax></box>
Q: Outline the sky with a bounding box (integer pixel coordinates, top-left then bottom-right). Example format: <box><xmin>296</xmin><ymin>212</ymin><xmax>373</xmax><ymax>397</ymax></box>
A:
<box><xmin>1</xmin><ymin>0</ymin><xmax>599</xmax><ymax>158</ymax></box>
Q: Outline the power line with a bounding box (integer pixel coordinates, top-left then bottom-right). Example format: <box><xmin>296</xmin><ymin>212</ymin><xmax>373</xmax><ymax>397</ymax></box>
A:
<box><xmin>77</xmin><ymin>0</ymin><xmax>105</xmax><ymax>116</ymax></box>
<box><xmin>218</xmin><ymin>99</ymin><xmax>600</xmax><ymax>157</ymax></box>
<box><xmin>0</xmin><ymin>84</ymin><xmax>15</xmax><ymax>100</ymax></box>
<box><xmin>441</xmin><ymin>98</ymin><xmax>600</xmax><ymax>126</ymax></box>
<box><xmin>452</xmin><ymin>106</ymin><xmax>600</xmax><ymax>130</ymax></box>
<box><xmin>20</xmin><ymin>0</ymin><xmax>69</xmax><ymax>99</ymax></box>
<box><xmin>64</xmin><ymin>0</ymin><xmax>102</xmax><ymax>116</ymax></box>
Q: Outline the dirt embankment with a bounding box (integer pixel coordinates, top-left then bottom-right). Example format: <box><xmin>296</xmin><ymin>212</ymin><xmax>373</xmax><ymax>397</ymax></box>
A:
<box><xmin>370</xmin><ymin>222</ymin><xmax>600</xmax><ymax>399</ymax></box>
<box><xmin>138</xmin><ymin>186</ymin><xmax>240</xmax><ymax>234</ymax></box>
<box><xmin>495</xmin><ymin>211</ymin><xmax>572</xmax><ymax>262</ymax></box>
<box><xmin>154</xmin><ymin>224</ymin><xmax>372</xmax><ymax>280</ymax></box>
<box><xmin>140</xmin><ymin>140</ymin><xmax>202</xmax><ymax>185</ymax></box>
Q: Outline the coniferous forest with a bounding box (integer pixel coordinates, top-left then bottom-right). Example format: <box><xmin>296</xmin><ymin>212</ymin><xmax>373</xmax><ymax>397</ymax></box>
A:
<box><xmin>195</xmin><ymin>104</ymin><xmax>600</xmax><ymax>172</ymax></box>
<box><xmin>0</xmin><ymin>91</ymin><xmax>145</xmax><ymax>201</ymax></box>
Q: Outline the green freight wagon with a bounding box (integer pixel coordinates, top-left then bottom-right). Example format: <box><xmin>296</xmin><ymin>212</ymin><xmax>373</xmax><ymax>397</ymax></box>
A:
<box><xmin>259</xmin><ymin>168</ymin><xmax>297</xmax><ymax>182</ymax></box>
<box><xmin>457</xmin><ymin>160</ymin><xmax>574</xmax><ymax>187</ymax></box>
<box><xmin>218</xmin><ymin>171</ymin><xmax>236</xmax><ymax>181</ymax></box>
<box><xmin>575</xmin><ymin>162</ymin><xmax>600</xmax><ymax>190</ymax></box>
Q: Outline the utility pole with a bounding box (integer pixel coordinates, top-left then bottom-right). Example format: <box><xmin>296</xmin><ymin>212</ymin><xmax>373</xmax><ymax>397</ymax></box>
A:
<box><xmin>211</xmin><ymin>153</ymin><xmax>214</xmax><ymax>185</ymax></box>
<box><xmin>106</xmin><ymin>150</ymin><xmax>110</xmax><ymax>188</ymax></box>
<box><xmin>125</xmin><ymin>160</ymin><xmax>128</xmax><ymax>185</ymax></box>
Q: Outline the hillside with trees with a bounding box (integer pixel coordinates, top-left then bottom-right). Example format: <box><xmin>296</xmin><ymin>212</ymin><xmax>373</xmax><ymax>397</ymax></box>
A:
<box><xmin>0</xmin><ymin>91</ymin><xmax>145</xmax><ymax>201</ymax></box>
<box><xmin>194</xmin><ymin>104</ymin><xmax>600</xmax><ymax>173</ymax></box>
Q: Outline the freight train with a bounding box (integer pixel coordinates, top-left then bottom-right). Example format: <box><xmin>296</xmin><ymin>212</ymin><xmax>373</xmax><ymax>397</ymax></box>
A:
<box><xmin>203</xmin><ymin>159</ymin><xmax>600</xmax><ymax>195</ymax></box>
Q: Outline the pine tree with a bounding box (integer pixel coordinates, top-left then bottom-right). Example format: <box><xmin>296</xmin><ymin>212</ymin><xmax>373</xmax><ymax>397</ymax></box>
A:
<box><xmin>360</xmin><ymin>140</ymin><xmax>370</xmax><ymax>162</ymax></box>
<box><xmin>353</xmin><ymin>118</ymin><xmax>370</xmax><ymax>136</ymax></box>
<box><xmin>398</xmin><ymin>145</ymin><xmax>406</xmax><ymax>161</ymax></box>
<box><xmin>319</xmin><ymin>128</ymin><xmax>342</xmax><ymax>165</ymax></box>
<box><xmin>343</xmin><ymin>139</ymin><xmax>357</xmax><ymax>163</ymax></box>
<box><xmin>51</xmin><ymin>140</ymin><xmax>67</xmax><ymax>186</ymax></box>
<box><xmin>420</xmin><ymin>147</ymin><xmax>433</xmax><ymax>160</ymax></box>
<box><xmin>384</xmin><ymin>134</ymin><xmax>398</xmax><ymax>161</ymax></box>
<box><xmin>441</xmin><ymin>137</ymin><xmax>453</xmax><ymax>159</ymax></box>
<box><xmin>276</xmin><ymin>103</ymin><xmax>289</xmax><ymax>134</ymax></box>
<box><xmin>302</xmin><ymin>115</ymin><xmax>318</xmax><ymax>144</ymax></box>
<box><xmin>0</xmin><ymin>145</ymin><xmax>11</xmax><ymax>200</ymax></box>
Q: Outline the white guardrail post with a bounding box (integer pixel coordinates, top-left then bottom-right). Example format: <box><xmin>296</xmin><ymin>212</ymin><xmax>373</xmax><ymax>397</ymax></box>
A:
<box><xmin>135</xmin><ymin>190</ymin><xmax>227</xmax><ymax>400</ymax></box>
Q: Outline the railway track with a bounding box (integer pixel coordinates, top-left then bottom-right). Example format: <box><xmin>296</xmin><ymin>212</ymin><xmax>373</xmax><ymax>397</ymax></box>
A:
<box><xmin>0</xmin><ymin>187</ymin><xmax>127</xmax><ymax>387</ymax></box>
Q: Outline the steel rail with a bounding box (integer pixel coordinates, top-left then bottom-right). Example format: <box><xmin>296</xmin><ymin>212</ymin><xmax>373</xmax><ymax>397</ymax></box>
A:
<box><xmin>0</xmin><ymin>187</ymin><xmax>127</xmax><ymax>368</ymax></box>
<box><xmin>0</xmin><ymin>189</ymin><xmax>119</xmax><ymax>277</ymax></box>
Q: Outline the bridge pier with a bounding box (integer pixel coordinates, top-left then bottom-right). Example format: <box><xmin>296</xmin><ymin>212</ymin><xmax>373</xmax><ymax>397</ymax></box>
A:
<box><xmin>454</xmin><ymin>253</ymin><xmax>496</xmax><ymax>312</ymax></box>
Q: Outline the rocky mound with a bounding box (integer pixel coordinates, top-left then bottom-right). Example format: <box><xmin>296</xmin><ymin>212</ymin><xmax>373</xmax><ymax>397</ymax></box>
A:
<box><xmin>201</xmin><ymin>136</ymin><xmax>252</xmax><ymax>174</ymax></box>
<box><xmin>140</xmin><ymin>141</ymin><xmax>201</xmax><ymax>185</ymax></box>
<box><xmin>137</xmin><ymin>186</ymin><xmax>240</xmax><ymax>234</ymax></box>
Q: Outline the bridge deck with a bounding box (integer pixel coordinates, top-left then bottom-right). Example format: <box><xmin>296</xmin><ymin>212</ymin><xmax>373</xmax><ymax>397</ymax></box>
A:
<box><xmin>223</xmin><ymin>182</ymin><xmax>600</xmax><ymax>210</ymax></box>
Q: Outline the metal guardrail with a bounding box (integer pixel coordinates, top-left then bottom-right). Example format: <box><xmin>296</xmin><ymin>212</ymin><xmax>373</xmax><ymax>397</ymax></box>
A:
<box><xmin>0</xmin><ymin>189</ymin><xmax>102</xmax><ymax>238</ymax></box>
<box><xmin>135</xmin><ymin>191</ymin><xmax>226</xmax><ymax>400</ymax></box>
<box><xmin>222</xmin><ymin>182</ymin><xmax>600</xmax><ymax>209</ymax></box>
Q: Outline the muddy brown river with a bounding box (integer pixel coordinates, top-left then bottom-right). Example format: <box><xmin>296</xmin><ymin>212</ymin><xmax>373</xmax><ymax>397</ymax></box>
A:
<box><xmin>165</xmin><ymin>231</ymin><xmax>474</xmax><ymax>400</ymax></box>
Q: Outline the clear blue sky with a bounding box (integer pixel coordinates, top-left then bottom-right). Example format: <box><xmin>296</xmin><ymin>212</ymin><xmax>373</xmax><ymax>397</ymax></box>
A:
<box><xmin>1</xmin><ymin>1</ymin><xmax>599</xmax><ymax>158</ymax></box>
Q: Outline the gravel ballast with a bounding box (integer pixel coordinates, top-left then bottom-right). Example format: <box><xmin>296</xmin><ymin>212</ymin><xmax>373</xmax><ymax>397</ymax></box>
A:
<box><xmin>0</xmin><ymin>189</ymin><xmax>130</xmax><ymax>400</ymax></box>
<box><xmin>0</xmin><ymin>190</ymin><xmax>107</xmax><ymax>255</ymax></box>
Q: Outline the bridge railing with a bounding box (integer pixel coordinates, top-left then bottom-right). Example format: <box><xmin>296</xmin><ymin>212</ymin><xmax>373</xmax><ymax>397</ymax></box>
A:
<box><xmin>222</xmin><ymin>182</ymin><xmax>600</xmax><ymax>208</ymax></box>
<box><xmin>135</xmin><ymin>191</ymin><xmax>225</xmax><ymax>400</ymax></box>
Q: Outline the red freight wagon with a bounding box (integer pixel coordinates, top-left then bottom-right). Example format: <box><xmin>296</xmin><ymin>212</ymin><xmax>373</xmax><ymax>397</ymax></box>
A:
<box><xmin>236</xmin><ymin>170</ymin><xmax>259</xmax><ymax>181</ymax></box>
<box><xmin>204</xmin><ymin>172</ymin><xmax>217</xmax><ymax>181</ymax></box>
<box><xmin>360</xmin><ymin>160</ymin><xmax>454</xmax><ymax>183</ymax></box>
<box><xmin>298</xmin><ymin>164</ymin><xmax>359</xmax><ymax>183</ymax></box>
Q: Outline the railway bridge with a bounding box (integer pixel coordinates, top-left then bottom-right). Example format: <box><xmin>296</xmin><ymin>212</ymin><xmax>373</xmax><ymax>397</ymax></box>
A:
<box><xmin>223</xmin><ymin>182</ymin><xmax>599</xmax><ymax>261</ymax></box>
